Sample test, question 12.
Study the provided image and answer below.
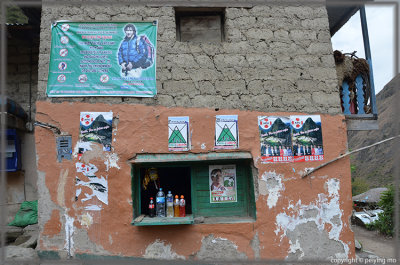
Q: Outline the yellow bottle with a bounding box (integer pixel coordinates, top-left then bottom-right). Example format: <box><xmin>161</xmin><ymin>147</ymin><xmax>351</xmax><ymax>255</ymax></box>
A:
<box><xmin>173</xmin><ymin>195</ymin><xmax>180</xmax><ymax>217</ymax></box>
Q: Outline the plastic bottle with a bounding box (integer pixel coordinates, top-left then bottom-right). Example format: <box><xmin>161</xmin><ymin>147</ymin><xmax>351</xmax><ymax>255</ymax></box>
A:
<box><xmin>173</xmin><ymin>195</ymin><xmax>180</xmax><ymax>217</ymax></box>
<box><xmin>156</xmin><ymin>188</ymin><xmax>165</xmax><ymax>217</ymax></box>
<box><xmin>179</xmin><ymin>195</ymin><xmax>186</xmax><ymax>217</ymax></box>
<box><xmin>166</xmin><ymin>191</ymin><xmax>174</xmax><ymax>218</ymax></box>
<box><xmin>148</xmin><ymin>197</ymin><xmax>155</xmax><ymax>218</ymax></box>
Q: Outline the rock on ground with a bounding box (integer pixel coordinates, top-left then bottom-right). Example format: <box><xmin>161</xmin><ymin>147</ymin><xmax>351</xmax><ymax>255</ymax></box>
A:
<box><xmin>3</xmin><ymin>245</ymin><xmax>39</xmax><ymax>261</ymax></box>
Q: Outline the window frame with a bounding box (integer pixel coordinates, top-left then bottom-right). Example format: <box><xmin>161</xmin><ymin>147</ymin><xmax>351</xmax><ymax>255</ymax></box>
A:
<box><xmin>130</xmin><ymin>153</ymin><xmax>256</xmax><ymax>226</ymax></box>
<box><xmin>175</xmin><ymin>7</ymin><xmax>226</xmax><ymax>42</ymax></box>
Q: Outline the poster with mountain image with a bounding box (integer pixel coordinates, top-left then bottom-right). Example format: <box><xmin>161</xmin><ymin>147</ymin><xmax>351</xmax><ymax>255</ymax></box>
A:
<box><xmin>80</xmin><ymin>112</ymin><xmax>113</xmax><ymax>151</ymax></box>
<box><xmin>258</xmin><ymin>116</ymin><xmax>293</xmax><ymax>163</ymax></box>
<box><xmin>291</xmin><ymin>115</ymin><xmax>324</xmax><ymax>162</ymax></box>
<box><xmin>168</xmin><ymin>116</ymin><xmax>190</xmax><ymax>151</ymax></box>
<box><xmin>215</xmin><ymin>115</ymin><xmax>238</xmax><ymax>149</ymax></box>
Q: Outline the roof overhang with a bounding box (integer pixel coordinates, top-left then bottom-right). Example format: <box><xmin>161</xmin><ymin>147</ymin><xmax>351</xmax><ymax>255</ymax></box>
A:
<box><xmin>326</xmin><ymin>0</ymin><xmax>373</xmax><ymax>36</ymax></box>
<box><xmin>7</xmin><ymin>1</ymin><xmax>372</xmax><ymax>37</ymax></box>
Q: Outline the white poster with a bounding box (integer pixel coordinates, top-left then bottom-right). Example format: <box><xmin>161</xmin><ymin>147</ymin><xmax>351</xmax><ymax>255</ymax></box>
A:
<box><xmin>168</xmin><ymin>116</ymin><xmax>190</xmax><ymax>151</ymax></box>
<box><xmin>215</xmin><ymin>115</ymin><xmax>239</xmax><ymax>149</ymax></box>
<box><xmin>209</xmin><ymin>165</ymin><xmax>237</xmax><ymax>203</ymax></box>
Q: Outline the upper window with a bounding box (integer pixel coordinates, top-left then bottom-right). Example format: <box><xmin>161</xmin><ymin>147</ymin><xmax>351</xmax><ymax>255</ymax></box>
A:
<box><xmin>175</xmin><ymin>7</ymin><xmax>225</xmax><ymax>43</ymax></box>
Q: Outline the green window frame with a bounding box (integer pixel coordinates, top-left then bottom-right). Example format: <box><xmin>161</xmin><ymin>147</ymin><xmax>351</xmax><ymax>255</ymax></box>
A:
<box><xmin>131</xmin><ymin>153</ymin><xmax>256</xmax><ymax>226</ymax></box>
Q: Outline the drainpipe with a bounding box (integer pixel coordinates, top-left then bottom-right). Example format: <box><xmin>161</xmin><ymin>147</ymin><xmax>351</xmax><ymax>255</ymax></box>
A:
<box><xmin>359</xmin><ymin>6</ymin><xmax>378</xmax><ymax>116</ymax></box>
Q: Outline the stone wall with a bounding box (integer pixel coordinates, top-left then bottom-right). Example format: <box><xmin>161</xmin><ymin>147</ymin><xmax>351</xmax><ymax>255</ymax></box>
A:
<box><xmin>7</xmin><ymin>35</ymin><xmax>39</xmax><ymax>116</ymax></box>
<box><xmin>38</xmin><ymin>5</ymin><xmax>340</xmax><ymax>114</ymax></box>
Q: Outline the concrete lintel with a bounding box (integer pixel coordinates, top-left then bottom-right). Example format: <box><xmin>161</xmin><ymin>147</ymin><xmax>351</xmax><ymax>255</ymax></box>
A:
<box><xmin>130</xmin><ymin>152</ymin><xmax>252</xmax><ymax>164</ymax></box>
<box><xmin>346</xmin><ymin>119</ymin><xmax>379</xmax><ymax>131</ymax></box>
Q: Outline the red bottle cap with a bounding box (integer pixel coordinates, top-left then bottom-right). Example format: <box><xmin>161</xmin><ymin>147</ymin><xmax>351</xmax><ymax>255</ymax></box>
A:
<box><xmin>175</xmin><ymin>195</ymin><xmax>178</xmax><ymax>198</ymax></box>
<box><xmin>150</xmin><ymin>197</ymin><xmax>153</xmax><ymax>199</ymax></box>
<box><xmin>180</xmin><ymin>195</ymin><xmax>184</xmax><ymax>199</ymax></box>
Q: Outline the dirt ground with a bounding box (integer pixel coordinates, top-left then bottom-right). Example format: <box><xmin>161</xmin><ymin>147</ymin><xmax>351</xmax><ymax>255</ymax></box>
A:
<box><xmin>352</xmin><ymin>224</ymin><xmax>397</xmax><ymax>258</ymax></box>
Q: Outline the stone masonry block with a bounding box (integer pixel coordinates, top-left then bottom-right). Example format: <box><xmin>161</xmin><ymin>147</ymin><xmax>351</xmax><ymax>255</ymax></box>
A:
<box><xmin>192</xmin><ymin>95</ymin><xmax>224</xmax><ymax>108</ymax></box>
<box><xmin>312</xmin><ymin>91</ymin><xmax>341</xmax><ymax>106</ymax></box>
<box><xmin>301</xmin><ymin>18</ymin><xmax>329</xmax><ymax>30</ymax></box>
<box><xmin>241</xmin><ymin>94</ymin><xmax>273</xmax><ymax>111</ymax></box>
<box><xmin>225</xmin><ymin>8</ymin><xmax>250</xmax><ymax>19</ymax></box>
<box><xmin>174</xmin><ymin>95</ymin><xmax>192</xmax><ymax>106</ymax></box>
<box><xmin>164</xmin><ymin>54</ymin><xmax>198</xmax><ymax>69</ymax></box>
<box><xmin>245</xmin><ymin>29</ymin><xmax>274</xmax><ymax>41</ymax></box>
<box><xmin>163</xmin><ymin>80</ymin><xmax>196</xmax><ymax>96</ymax></box>
<box><xmin>247</xmin><ymin>80</ymin><xmax>264</xmax><ymax>95</ymax></box>
<box><xmin>289</xmin><ymin>30</ymin><xmax>317</xmax><ymax>41</ymax></box>
<box><xmin>171</xmin><ymin>68</ymin><xmax>190</xmax><ymax>80</ymax></box>
<box><xmin>246</xmin><ymin>54</ymin><xmax>274</xmax><ymax>68</ymax></box>
<box><xmin>156</xmin><ymin>94</ymin><xmax>175</xmax><ymax>106</ymax></box>
<box><xmin>189</xmin><ymin>69</ymin><xmax>221</xmax><ymax>82</ymax></box>
<box><xmin>220</xmin><ymin>68</ymin><xmax>243</xmax><ymax>81</ymax></box>
<box><xmin>198</xmin><ymin>81</ymin><xmax>216</xmax><ymax>95</ymax></box>
<box><xmin>308</xmin><ymin>67</ymin><xmax>338</xmax><ymax>82</ymax></box>
<box><xmin>284</xmin><ymin>6</ymin><xmax>314</xmax><ymax>20</ymax></box>
<box><xmin>194</xmin><ymin>55</ymin><xmax>214</xmax><ymax>69</ymax></box>
<box><xmin>282</xmin><ymin>92</ymin><xmax>311</xmax><ymax>107</ymax></box>
<box><xmin>274</xmin><ymin>30</ymin><xmax>289</xmax><ymax>40</ymax></box>
<box><xmin>214</xmin><ymin>54</ymin><xmax>248</xmax><ymax>69</ymax></box>
<box><xmin>306</xmin><ymin>43</ymin><xmax>333</xmax><ymax>55</ymax></box>
<box><xmin>215</xmin><ymin>80</ymin><xmax>246</xmax><ymax>97</ymax></box>
<box><xmin>249</xmin><ymin>6</ymin><xmax>271</xmax><ymax>16</ymax></box>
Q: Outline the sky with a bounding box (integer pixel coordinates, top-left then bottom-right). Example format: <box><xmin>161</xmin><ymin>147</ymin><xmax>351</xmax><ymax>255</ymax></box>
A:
<box><xmin>331</xmin><ymin>4</ymin><xmax>396</xmax><ymax>95</ymax></box>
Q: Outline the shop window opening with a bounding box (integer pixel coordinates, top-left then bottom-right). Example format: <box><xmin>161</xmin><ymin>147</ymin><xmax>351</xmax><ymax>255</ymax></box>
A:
<box><xmin>139</xmin><ymin>166</ymin><xmax>192</xmax><ymax>217</ymax></box>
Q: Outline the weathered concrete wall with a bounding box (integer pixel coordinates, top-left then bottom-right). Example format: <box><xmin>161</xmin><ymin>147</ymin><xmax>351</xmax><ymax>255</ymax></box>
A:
<box><xmin>6</xmin><ymin>32</ymin><xmax>39</xmax><ymax>221</ymax></box>
<box><xmin>37</xmin><ymin>5</ymin><xmax>340</xmax><ymax>114</ymax></box>
<box><xmin>35</xmin><ymin>102</ymin><xmax>354</xmax><ymax>261</ymax></box>
<box><xmin>35</xmin><ymin>3</ymin><xmax>353</xmax><ymax>262</ymax></box>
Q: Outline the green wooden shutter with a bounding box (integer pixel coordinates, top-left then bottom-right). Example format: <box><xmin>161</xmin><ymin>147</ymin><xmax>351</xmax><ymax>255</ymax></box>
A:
<box><xmin>192</xmin><ymin>162</ymin><xmax>252</xmax><ymax>217</ymax></box>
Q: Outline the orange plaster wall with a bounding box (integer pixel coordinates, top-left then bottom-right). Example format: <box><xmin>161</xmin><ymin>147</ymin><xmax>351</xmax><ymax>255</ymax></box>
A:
<box><xmin>35</xmin><ymin>101</ymin><xmax>354</xmax><ymax>260</ymax></box>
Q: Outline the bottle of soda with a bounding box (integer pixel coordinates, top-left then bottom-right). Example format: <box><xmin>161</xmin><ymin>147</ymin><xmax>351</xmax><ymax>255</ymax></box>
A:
<box><xmin>148</xmin><ymin>197</ymin><xmax>155</xmax><ymax>217</ymax></box>
<box><xmin>174</xmin><ymin>195</ymin><xmax>180</xmax><ymax>217</ymax></box>
<box><xmin>156</xmin><ymin>188</ymin><xmax>165</xmax><ymax>217</ymax></box>
<box><xmin>166</xmin><ymin>191</ymin><xmax>174</xmax><ymax>218</ymax></box>
<box><xmin>179</xmin><ymin>195</ymin><xmax>186</xmax><ymax>217</ymax></box>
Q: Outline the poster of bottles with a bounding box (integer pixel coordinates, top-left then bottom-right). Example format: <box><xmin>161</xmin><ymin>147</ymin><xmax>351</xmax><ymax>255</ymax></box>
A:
<box><xmin>258</xmin><ymin>116</ymin><xmax>293</xmax><ymax>163</ymax></box>
<box><xmin>168</xmin><ymin>116</ymin><xmax>190</xmax><ymax>151</ymax></box>
<box><xmin>79</xmin><ymin>112</ymin><xmax>113</xmax><ymax>151</ymax></box>
<box><xmin>46</xmin><ymin>21</ymin><xmax>157</xmax><ymax>97</ymax></box>
<box><xmin>214</xmin><ymin>115</ymin><xmax>239</xmax><ymax>149</ymax></box>
<box><xmin>291</xmin><ymin>115</ymin><xmax>324</xmax><ymax>162</ymax></box>
<box><xmin>209</xmin><ymin>165</ymin><xmax>237</xmax><ymax>203</ymax></box>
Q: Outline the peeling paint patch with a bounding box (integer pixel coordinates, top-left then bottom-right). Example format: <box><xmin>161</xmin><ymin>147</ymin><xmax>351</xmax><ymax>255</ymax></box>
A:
<box><xmin>275</xmin><ymin>178</ymin><xmax>349</xmax><ymax>260</ymax></box>
<box><xmin>201</xmin><ymin>143</ymin><xmax>206</xmax><ymax>149</ymax></box>
<box><xmin>143</xmin><ymin>239</ymin><xmax>185</xmax><ymax>260</ymax></box>
<box><xmin>250</xmin><ymin>232</ymin><xmax>260</xmax><ymax>260</ymax></box>
<box><xmin>64</xmin><ymin>215</ymin><xmax>75</xmax><ymax>257</ymax></box>
<box><xmin>76</xmin><ymin>175</ymin><xmax>108</xmax><ymax>205</ymax></box>
<box><xmin>195</xmin><ymin>234</ymin><xmax>247</xmax><ymax>261</ymax></box>
<box><xmin>79</xmin><ymin>213</ymin><xmax>93</xmax><ymax>228</ymax></box>
<box><xmin>258</xmin><ymin>171</ymin><xmax>285</xmax><ymax>208</ymax></box>
<box><xmin>76</xmin><ymin>162</ymin><xmax>98</xmax><ymax>176</ymax></box>
<box><xmin>104</xmin><ymin>153</ymin><xmax>120</xmax><ymax>171</ymax></box>
<box><xmin>84</xmin><ymin>204</ymin><xmax>102</xmax><ymax>211</ymax></box>
<box><xmin>73</xmin><ymin>141</ymin><xmax>93</xmax><ymax>158</ymax></box>
<box><xmin>57</xmin><ymin>169</ymin><xmax>68</xmax><ymax>207</ymax></box>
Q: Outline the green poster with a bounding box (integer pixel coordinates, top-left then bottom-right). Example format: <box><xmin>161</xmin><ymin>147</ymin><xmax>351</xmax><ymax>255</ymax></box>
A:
<box><xmin>46</xmin><ymin>21</ymin><xmax>157</xmax><ymax>97</ymax></box>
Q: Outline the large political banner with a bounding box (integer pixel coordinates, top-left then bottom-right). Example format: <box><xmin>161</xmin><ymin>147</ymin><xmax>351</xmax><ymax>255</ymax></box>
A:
<box><xmin>47</xmin><ymin>21</ymin><xmax>157</xmax><ymax>97</ymax></box>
